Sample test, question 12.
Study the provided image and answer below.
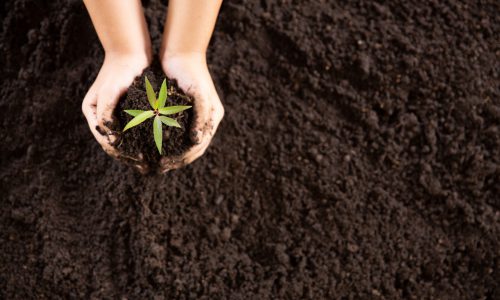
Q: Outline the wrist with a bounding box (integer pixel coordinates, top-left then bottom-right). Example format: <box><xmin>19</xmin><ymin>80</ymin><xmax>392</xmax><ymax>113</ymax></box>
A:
<box><xmin>104</xmin><ymin>50</ymin><xmax>152</xmax><ymax>70</ymax></box>
<box><xmin>160</xmin><ymin>50</ymin><xmax>207</xmax><ymax>65</ymax></box>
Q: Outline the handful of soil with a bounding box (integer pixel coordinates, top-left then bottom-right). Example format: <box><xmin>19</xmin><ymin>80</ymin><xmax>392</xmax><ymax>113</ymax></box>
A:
<box><xmin>115</xmin><ymin>62</ymin><xmax>194</xmax><ymax>168</ymax></box>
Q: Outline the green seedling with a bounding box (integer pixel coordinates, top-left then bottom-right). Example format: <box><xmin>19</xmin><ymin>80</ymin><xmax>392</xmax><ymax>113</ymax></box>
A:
<box><xmin>123</xmin><ymin>76</ymin><xmax>191</xmax><ymax>154</ymax></box>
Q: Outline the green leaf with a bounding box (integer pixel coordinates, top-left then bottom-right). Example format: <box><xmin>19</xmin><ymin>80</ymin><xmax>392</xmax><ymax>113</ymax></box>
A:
<box><xmin>145</xmin><ymin>76</ymin><xmax>156</xmax><ymax>109</ymax></box>
<box><xmin>153</xmin><ymin>116</ymin><xmax>163</xmax><ymax>154</ymax></box>
<box><xmin>124</xmin><ymin>109</ymin><xmax>145</xmax><ymax>117</ymax></box>
<box><xmin>158</xmin><ymin>106</ymin><xmax>192</xmax><ymax>115</ymax></box>
<box><xmin>157</xmin><ymin>79</ymin><xmax>168</xmax><ymax>109</ymax></box>
<box><xmin>159</xmin><ymin>116</ymin><xmax>181</xmax><ymax>128</ymax></box>
<box><xmin>123</xmin><ymin>110</ymin><xmax>154</xmax><ymax>131</ymax></box>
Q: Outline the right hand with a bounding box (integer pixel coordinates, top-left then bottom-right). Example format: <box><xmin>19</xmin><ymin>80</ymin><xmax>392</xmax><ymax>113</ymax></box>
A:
<box><xmin>82</xmin><ymin>52</ymin><xmax>150</xmax><ymax>172</ymax></box>
<box><xmin>158</xmin><ymin>52</ymin><xmax>225</xmax><ymax>173</ymax></box>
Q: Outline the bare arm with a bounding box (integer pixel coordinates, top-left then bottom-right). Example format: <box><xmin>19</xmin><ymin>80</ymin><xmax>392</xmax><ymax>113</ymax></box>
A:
<box><xmin>159</xmin><ymin>0</ymin><xmax>224</xmax><ymax>172</ymax></box>
<box><xmin>161</xmin><ymin>0</ymin><xmax>223</xmax><ymax>57</ymax></box>
<box><xmin>82</xmin><ymin>0</ymin><xmax>223</xmax><ymax>172</ymax></box>
<box><xmin>84</xmin><ymin>0</ymin><xmax>151</xmax><ymax>59</ymax></box>
<box><xmin>82</xmin><ymin>0</ymin><xmax>152</xmax><ymax>172</ymax></box>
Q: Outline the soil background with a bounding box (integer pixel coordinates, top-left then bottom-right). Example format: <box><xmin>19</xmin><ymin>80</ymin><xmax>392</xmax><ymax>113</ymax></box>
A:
<box><xmin>0</xmin><ymin>0</ymin><xmax>499</xmax><ymax>299</ymax></box>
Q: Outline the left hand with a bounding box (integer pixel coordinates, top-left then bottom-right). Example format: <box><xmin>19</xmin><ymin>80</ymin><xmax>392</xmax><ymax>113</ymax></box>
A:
<box><xmin>82</xmin><ymin>52</ymin><xmax>151</xmax><ymax>173</ymax></box>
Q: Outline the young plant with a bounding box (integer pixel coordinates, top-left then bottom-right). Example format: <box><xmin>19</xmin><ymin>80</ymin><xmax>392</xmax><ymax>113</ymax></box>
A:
<box><xmin>123</xmin><ymin>76</ymin><xmax>191</xmax><ymax>154</ymax></box>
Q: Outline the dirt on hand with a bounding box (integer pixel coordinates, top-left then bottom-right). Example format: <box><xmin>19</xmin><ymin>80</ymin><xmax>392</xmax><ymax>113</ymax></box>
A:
<box><xmin>115</xmin><ymin>62</ymin><xmax>194</xmax><ymax>170</ymax></box>
<box><xmin>0</xmin><ymin>0</ymin><xmax>499</xmax><ymax>299</ymax></box>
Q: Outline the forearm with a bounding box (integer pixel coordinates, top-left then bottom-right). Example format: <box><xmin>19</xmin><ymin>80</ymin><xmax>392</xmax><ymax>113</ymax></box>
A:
<box><xmin>83</xmin><ymin>0</ymin><xmax>152</xmax><ymax>62</ymax></box>
<box><xmin>160</xmin><ymin>0</ymin><xmax>223</xmax><ymax>59</ymax></box>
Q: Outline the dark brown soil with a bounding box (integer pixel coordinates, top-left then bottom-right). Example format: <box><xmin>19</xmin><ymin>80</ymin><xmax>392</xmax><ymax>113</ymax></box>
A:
<box><xmin>116</xmin><ymin>62</ymin><xmax>194</xmax><ymax>165</ymax></box>
<box><xmin>0</xmin><ymin>0</ymin><xmax>499</xmax><ymax>299</ymax></box>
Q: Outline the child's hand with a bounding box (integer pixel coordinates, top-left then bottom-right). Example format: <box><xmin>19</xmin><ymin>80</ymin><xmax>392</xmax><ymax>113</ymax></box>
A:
<box><xmin>159</xmin><ymin>53</ymin><xmax>224</xmax><ymax>172</ymax></box>
<box><xmin>82</xmin><ymin>53</ymin><xmax>150</xmax><ymax>172</ymax></box>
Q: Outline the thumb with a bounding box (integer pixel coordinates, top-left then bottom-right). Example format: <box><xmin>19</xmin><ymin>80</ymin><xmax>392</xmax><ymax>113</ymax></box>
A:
<box><xmin>96</xmin><ymin>85</ymin><xmax>126</xmax><ymax>145</ymax></box>
<box><xmin>190</xmin><ymin>94</ymin><xmax>211</xmax><ymax>145</ymax></box>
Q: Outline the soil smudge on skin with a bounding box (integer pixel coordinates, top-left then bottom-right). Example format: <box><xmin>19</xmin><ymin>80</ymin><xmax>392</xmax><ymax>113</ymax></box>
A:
<box><xmin>0</xmin><ymin>0</ymin><xmax>498</xmax><ymax>299</ymax></box>
<box><xmin>116</xmin><ymin>61</ymin><xmax>194</xmax><ymax>169</ymax></box>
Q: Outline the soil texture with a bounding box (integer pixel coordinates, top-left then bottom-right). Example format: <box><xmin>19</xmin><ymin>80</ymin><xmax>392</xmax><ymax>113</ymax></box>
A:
<box><xmin>0</xmin><ymin>0</ymin><xmax>499</xmax><ymax>299</ymax></box>
<box><xmin>116</xmin><ymin>63</ymin><xmax>194</xmax><ymax>165</ymax></box>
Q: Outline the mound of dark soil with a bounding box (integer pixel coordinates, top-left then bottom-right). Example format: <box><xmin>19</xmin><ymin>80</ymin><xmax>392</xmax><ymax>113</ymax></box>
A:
<box><xmin>116</xmin><ymin>62</ymin><xmax>194</xmax><ymax>165</ymax></box>
<box><xmin>0</xmin><ymin>0</ymin><xmax>498</xmax><ymax>299</ymax></box>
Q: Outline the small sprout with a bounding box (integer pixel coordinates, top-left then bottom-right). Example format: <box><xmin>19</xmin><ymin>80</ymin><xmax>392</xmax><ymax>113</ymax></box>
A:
<box><xmin>123</xmin><ymin>76</ymin><xmax>191</xmax><ymax>154</ymax></box>
<box><xmin>158</xmin><ymin>106</ymin><xmax>192</xmax><ymax>115</ymax></box>
<box><xmin>159</xmin><ymin>116</ymin><xmax>181</xmax><ymax>127</ymax></box>
<box><xmin>157</xmin><ymin>79</ymin><xmax>168</xmax><ymax>109</ymax></box>
<box><xmin>145</xmin><ymin>76</ymin><xmax>156</xmax><ymax>108</ymax></box>
<box><xmin>153</xmin><ymin>116</ymin><xmax>163</xmax><ymax>154</ymax></box>
<box><xmin>124</xmin><ymin>110</ymin><xmax>144</xmax><ymax>117</ymax></box>
<box><xmin>123</xmin><ymin>110</ymin><xmax>155</xmax><ymax>131</ymax></box>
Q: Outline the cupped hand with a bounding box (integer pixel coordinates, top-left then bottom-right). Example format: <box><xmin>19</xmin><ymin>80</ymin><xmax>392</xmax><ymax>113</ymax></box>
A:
<box><xmin>82</xmin><ymin>53</ymin><xmax>150</xmax><ymax>172</ymax></box>
<box><xmin>159</xmin><ymin>52</ymin><xmax>224</xmax><ymax>172</ymax></box>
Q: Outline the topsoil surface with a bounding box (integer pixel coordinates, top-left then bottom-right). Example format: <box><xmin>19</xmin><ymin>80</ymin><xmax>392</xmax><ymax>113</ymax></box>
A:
<box><xmin>0</xmin><ymin>0</ymin><xmax>499</xmax><ymax>299</ymax></box>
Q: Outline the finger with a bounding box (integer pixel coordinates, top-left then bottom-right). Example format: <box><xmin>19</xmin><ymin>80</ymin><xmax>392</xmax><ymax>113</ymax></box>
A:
<box><xmin>190</xmin><ymin>94</ymin><xmax>212</xmax><ymax>144</ymax></box>
<box><xmin>160</xmin><ymin>103</ymin><xmax>222</xmax><ymax>173</ymax></box>
<box><xmin>159</xmin><ymin>156</ymin><xmax>186</xmax><ymax>174</ymax></box>
<box><xmin>209</xmin><ymin>104</ymin><xmax>224</xmax><ymax>138</ymax></box>
<box><xmin>181</xmin><ymin>135</ymin><xmax>212</xmax><ymax>166</ymax></box>
<box><xmin>96</xmin><ymin>85</ymin><xmax>126</xmax><ymax>144</ymax></box>
<box><xmin>82</xmin><ymin>94</ymin><xmax>119</xmax><ymax>157</ymax></box>
<box><xmin>181</xmin><ymin>109</ymin><xmax>222</xmax><ymax>166</ymax></box>
<box><xmin>82</xmin><ymin>89</ymin><xmax>104</xmax><ymax>143</ymax></box>
<box><xmin>158</xmin><ymin>139</ymin><xmax>210</xmax><ymax>173</ymax></box>
<box><xmin>184</xmin><ymin>139</ymin><xmax>211</xmax><ymax>164</ymax></box>
<box><xmin>213</xmin><ymin>102</ymin><xmax>225</xmax><ymax>129</ymax></box>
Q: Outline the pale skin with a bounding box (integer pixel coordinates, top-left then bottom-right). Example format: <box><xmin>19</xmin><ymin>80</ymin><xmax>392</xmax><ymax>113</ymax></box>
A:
<box><xmin>82</xmin><ymin>0</ymin><xmax>224</xmax><ymax>173</ymax></box>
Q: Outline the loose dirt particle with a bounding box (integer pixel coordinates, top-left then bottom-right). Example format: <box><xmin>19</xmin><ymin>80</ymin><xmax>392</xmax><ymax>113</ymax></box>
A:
<box><xmin>0</xmin><ymin>0</ymin><xmax>498</xmax><ymax>299</ymax></box>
